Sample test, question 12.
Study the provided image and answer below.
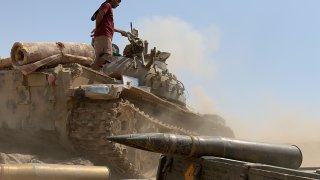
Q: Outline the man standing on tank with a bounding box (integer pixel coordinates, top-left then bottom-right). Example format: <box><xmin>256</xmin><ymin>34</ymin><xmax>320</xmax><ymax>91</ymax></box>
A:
<box><xmin>91</xmin><ymin>0</ymin><xmax>127</xmax><ymax>71</ymax></box>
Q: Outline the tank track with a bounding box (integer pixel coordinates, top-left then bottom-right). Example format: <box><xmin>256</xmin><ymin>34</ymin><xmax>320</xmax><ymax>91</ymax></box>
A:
<box><xmin>120</xmin><ymin>92</ymin><xmax>235</xmax><ymax>138</ymax></box>
<box><xmin>68</xmin><ymin>98</ymin><xmax>194</xmax><ymax>178</ymax></box>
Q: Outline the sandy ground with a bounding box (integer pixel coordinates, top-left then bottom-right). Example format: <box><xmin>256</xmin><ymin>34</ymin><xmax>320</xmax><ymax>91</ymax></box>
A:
<box><xmin>0</xmin><ymin>129</ymin><xmax>93</xmax><ymax>165</ymax></box>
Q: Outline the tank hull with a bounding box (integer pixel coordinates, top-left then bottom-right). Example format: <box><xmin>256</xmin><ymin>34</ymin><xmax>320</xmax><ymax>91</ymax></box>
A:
<box><xmin>0</xmin><ymin>64</ymin><xmax>191</xmax><ymax>178</ymax></box>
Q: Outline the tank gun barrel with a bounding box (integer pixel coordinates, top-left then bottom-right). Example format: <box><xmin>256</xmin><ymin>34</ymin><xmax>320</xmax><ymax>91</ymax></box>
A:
<box><xmin>107</xmin><ymin>133</ymin><xmax>303</xmax><ymax>169</ymax></box>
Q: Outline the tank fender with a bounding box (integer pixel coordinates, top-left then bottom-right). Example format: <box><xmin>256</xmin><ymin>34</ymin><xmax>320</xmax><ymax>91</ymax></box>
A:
<box><xmin>69</xmin><ymin>84</ymin><xmax>124</xmax><ymax>100</ymax></box>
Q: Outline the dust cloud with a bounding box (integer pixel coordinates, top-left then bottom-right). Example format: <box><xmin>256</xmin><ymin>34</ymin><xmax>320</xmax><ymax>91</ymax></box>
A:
<box><xmin>135</xmin><ymin>16</ymin><xmax>320</xmax><ymax>167</ymax></box>
<box><xmin>192</xmin><ymin>78</ymin><xmax>320</xmax><ymax>167</ymax></box>
<box><xmin>136</xmin><ymin>16</ymin><xmax>220</xmax><ymax>77</ymax></box>
<box><xmin>225</xmin><ymin>102</ymin><xmax>320</xmax><ymax>167</ymax></box>
<box><xmin>188</xmin><ymin>85</ymin><xmax>218</xmax><ymax>114</ymax></box>
<box><xmin>188</xmin><ymin>87</ymin><xmax>320</xmax><ymax>166</ymax></box>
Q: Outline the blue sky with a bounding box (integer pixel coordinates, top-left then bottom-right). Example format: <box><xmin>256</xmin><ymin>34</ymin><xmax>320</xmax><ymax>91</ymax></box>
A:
<box><xmin>1</xmin><ymin>1</ymin><xmax>320</xmax><ymax>143</ymax></box>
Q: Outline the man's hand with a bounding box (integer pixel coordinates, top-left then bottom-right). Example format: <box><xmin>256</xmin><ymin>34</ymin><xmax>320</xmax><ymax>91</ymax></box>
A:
<box><xmin>119</xmin><ymin>30</ymin><xmax>128</xmax><ymax>37</ymax></box>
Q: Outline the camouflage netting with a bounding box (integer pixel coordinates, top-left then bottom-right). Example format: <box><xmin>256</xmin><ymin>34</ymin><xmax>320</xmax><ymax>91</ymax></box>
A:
<box><xmin>9</xmin><ymin>42</ymin><xmax>95</xmax><ymax>74</ymax></box>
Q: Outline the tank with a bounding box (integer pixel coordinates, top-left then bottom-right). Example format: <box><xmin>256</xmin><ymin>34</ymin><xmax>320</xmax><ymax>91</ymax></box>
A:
<box><xmin>0</xmin><ymin>29</ymin><xmax>234</xmax><ymax>179</ymax></box>
<box><xmin>108</xmin><ymin>133</ymin><xmax>320</xmax><ymax>180</ymax></box>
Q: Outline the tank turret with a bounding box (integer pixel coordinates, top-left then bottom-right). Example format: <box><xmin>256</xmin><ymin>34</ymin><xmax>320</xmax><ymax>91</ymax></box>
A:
<box><xmin>104</xmin><ymin>28</ymin><xmax>186</xmax><ymax>106</ymax></box>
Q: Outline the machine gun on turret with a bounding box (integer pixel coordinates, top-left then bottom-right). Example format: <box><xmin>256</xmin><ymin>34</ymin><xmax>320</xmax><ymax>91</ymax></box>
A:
<box><xmin>108</xmin><ymin>133</ymin><xmax>320</xmax><ymax>180</ymax></box>
<box><xmin>122</xmin><ymin>23</ymin><xmax>171</xmax><ymax>69</ymax></box>
<box><xmin>122</xmin><ymin>23</ymin><xmax>148</xmax><ymax>65</ymax></box>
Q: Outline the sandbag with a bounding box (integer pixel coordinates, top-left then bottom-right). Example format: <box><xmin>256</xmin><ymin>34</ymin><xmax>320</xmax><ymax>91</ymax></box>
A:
<box><xmin>0</xmin><ymin>57</ymin><xmax>11</xmax><ymax>68</ymax></box>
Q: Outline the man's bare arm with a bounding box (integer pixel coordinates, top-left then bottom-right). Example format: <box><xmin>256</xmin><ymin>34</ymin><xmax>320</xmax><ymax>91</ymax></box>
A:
<box><xmin>114</xmin><ymin>28</ymin><xmax>128</xmax><ymax>37</ymax></box>
<box><xmin>95</xmin><ymin>9</ymin><xmax>105</xmax><ymax>28</ymax></box>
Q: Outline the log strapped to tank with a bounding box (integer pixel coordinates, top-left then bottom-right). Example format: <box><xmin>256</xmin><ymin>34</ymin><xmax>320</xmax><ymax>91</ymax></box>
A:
<box><xmin>10</xmin><ymin>42</ymin><xmax>95</xmax><ymax>74</ymax></box>
<box><xmin>0</xmin><ymin>57</ymin><xmax>12</xmax><ymax>68</ymax></box>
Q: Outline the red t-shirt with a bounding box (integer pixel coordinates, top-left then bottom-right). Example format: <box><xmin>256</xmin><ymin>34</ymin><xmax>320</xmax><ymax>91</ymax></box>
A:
<box><xmin>94</xmin><ymin>2</ymin><xmax>114</xmax><ymax>38</ymax></box>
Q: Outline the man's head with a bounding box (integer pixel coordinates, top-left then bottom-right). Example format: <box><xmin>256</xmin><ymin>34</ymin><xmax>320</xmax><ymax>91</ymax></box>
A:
<box><xmin>107</xmin><ymin>0</ymin><xmax>121</xmax><ymax>8</ymax></box>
